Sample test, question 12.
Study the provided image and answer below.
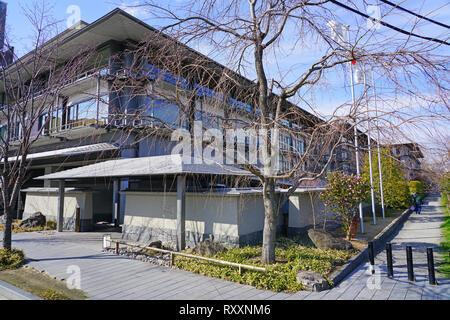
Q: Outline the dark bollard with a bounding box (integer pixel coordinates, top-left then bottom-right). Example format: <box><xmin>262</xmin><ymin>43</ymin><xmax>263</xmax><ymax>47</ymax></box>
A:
<box><xmin>386</xmin><ymin>242</ymin><xmax>394</xmax><ymax>277</ymax></box>
<box><xmin>368</xmin><ymin>241</ymin><xmax>375</xmax><ymax>274</ymax></box>
<box><xmin>406</xmin><ymin>246</ymin><xmax>415</xmax><ymax>281</ymax></box>
<box><xmin>427</xmin><ymin>248</ymin><xmax>437</xmax><ymax>285</ymax></box>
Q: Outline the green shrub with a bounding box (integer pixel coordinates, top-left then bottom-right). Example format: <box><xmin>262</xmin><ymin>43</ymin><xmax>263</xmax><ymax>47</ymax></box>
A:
<box><xmin>46</xmin><ymin>220</ymin><xmax>57</xmax><ymax>230</ymax></box>
<box><xmin>363</xmin><ymin>148</ymin><xmax>410</xmax><ymax>209</ymax></box>
<box><xmin>409</xmin><ymin>181</ymin><xmax>427</xmax><ymax>197</ymax></box>
<box><xmin>319</xmin><ymin>172</ymin><xmax>370</xmax><ymax>240</ymax></box>
<box><xmin>0</xmin><ymin>249</ymin><xmax>25</xmax><ymax>271</ymax></box>
<box><xmin>174</xmin><ymin>239</ymin><xmax>355</xmax><ymax>293</ymax></box>
<box><xmin>442</xmin><ymin>173</ymin><xmax>450</xmax><ymax>198</ymax></box>
<box><xmin>439</xmin><ymin>195</ymin><xmax>450</xmax><ymax>278</ymax></box>
<box><xmin>40</xmin><ymin>289</ymin><xmax>71</xmax><ymax>300</ymax></box>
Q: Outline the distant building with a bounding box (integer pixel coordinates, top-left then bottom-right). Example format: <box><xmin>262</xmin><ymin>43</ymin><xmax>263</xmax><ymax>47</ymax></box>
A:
<box><xmin>384</xmin><ymin>143</ymin><xmax>424</xmax><ymax>181</ymax></box>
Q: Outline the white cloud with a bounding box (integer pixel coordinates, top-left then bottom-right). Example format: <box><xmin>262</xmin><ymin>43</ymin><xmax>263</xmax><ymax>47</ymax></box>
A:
<box><xmin>120</xmin><ymin>2</ymin><xmax>147</xmax><ymax>19</ymax></box>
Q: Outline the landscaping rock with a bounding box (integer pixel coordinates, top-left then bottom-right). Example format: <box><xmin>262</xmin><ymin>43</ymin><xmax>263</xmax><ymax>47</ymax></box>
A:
<box><xmin>192</xmin><ymin>239</ymin><xmax>226</xmax><ymax>256</ymax></box>
<box><xmin>296</xmin><ymin>270</ymin><xmax>330</xmax><ymax>292</ymax></box>
<box><xmin>20</xmin><ymin>212</ymin><xmax>46</xmax><ymax>228</ymax></box>
<box><xmin>308</xmin><ymin>229</ymin><xmax>353</xmax><ymax>251</ymax></box>
<box><xmin>148</xmin><ymin>240</ymin><xmax>162</xmax><ymax>249</ymax></box>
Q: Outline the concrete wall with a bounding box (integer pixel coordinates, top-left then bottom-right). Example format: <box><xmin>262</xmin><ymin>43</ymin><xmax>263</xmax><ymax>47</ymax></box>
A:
<box><xmin>236</xmin><ymin>194</ymin><xmax>286</xmax><ymax>245</ymax></box>
<box><xmin>122</xmin><ymin>191</ymin><xmax>294</xmax><ymax>247</ymax></box>
<box><xmin>22</xmin><ymin>189</ymin><xmax>94</xmax><ymax>231</ymax></box>
<box><xmin>288</xmin><ymin>192</ymin><xmax>325</xmax><ymax>235</ymax></box>
<box><xmin>122</xmin><ymin>192</ymin><xmax>240</xmax><ymax>247</ymax></box>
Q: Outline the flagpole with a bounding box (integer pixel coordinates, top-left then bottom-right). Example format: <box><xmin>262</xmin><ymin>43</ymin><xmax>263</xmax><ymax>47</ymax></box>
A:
<box><xmin>346</xmin><ymin>26</ymin><xmax>364</xmax><ymax>234</ymax></box>
<box><xmin>372</xmin><ymin>70</ymin><xmax>386</xmax><ymax>219</ymax></box>
<box><xmin>363</xmin><ymin>66</ymin><xmax>376</xmax><ymax>225</ymax></box>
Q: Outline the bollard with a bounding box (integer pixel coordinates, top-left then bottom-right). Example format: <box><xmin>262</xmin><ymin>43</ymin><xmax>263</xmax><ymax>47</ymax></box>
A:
<box><xmin>368</xmin><ymin>241</ymin><xmax>375</xmax><ymax>274</ymax></box>
<box><xmin>426</xmin><ymin>248</ymin><xmax>437</xmax><ymax>285</ymax></box>
<box><xmin>406</xmin><ymin>246</ymin><xmax>415</xmax><ymax>281</ymax></box>
<box><xmin>386</xmin><ymin>242</ymin><xmax>394</xmax><ymax>277</ymax></box>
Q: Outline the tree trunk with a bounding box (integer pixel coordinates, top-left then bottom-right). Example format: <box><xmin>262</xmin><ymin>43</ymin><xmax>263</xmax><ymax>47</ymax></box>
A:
<box><xmin>2</xmin><ymin>206</ymin><xmax>13</xmax><ymax>250</ymax></box>
<box><xmin>261</xmin><ymin>179</ymin><xmax>278</xmax><ymax>264</ymax></box>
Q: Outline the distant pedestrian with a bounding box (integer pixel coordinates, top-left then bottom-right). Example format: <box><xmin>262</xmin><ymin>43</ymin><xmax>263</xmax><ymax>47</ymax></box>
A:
<box><xmin>410</xmin><ymin>193</ymin><xmax>422</xmax><ymax>214</ymax></box>
<box><xmin>415</xmin><ymin>195</ymin><xmax>423</xmax><ymax>215</ymax></box>
<box><xmin>410</xmin><ymin>192</ymin><xmax>417</xmax><ymax>212</ymax></box>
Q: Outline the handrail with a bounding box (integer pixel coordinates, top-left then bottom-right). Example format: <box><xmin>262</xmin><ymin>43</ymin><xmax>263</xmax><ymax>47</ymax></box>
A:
<box><xmin>107</xmin><ymin>238</ymin><xmax>267</xmax><ymax>274</ymax></box>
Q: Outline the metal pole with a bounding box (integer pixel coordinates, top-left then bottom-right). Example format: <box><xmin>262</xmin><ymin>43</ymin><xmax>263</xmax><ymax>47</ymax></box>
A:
<box><xmin>406</xmin><ymin>246</ymin><xmax>415</xmax><ymax>281</ymax></box>
<box><xmin>347</xmin><ymin>27</ymin><xmax>364</xmax><ymax>234</ymax></box>
<box><xmin>426</xmin><ymin>247</ymin><xmax>437</xmax><ymax>285</ymax></box>
<box><xmin>176</xmin><ymin>175</ymin><xmax>186</xmax><ymax>251</ymax></box>
<box><xmin>363</xmin><ymin>68</ymin><xmax>376</xmax><ymax>225</ymax></box>
<box><xmin>368</xmin><ymin>241</ymin><xmax>375</xmax><ymax>274</ymax></box>
<box><xmin>386</xmin><ymin>242</ymin><xmax>393</xmax><ymax>277</ymax></box>
<box><xmin>95</xmin><ymin>73</ymin><xmax>100</xmax><ymax>129</ymax></box>
<box><xmin>372</xmin><ymin>70</ymin><xmax>386</xmax><ymax>219</ymax></box>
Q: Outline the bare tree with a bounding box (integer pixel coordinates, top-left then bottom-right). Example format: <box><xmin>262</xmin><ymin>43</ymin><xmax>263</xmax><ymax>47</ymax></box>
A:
<box><xmin>115</xmin><ymin>0</ymin><xmax>448</xmax><ymax>263</ymax></box>
<box><xmin>0</xmin><ymin>2</ymin><xmax>96</xmax><ymax>250</ymax></box>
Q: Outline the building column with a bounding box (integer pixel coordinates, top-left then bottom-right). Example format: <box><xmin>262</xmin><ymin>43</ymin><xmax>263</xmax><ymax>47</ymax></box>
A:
<box><xmin>176</xmin><ymin>175</ymin><xmax>186</xmax><ymax>251</ymax></box>
<box><xmin>57</xmin><ymin>180</ymin><xmax>65</xmax><ymax>232</ymax></box>
<box><xmin>112</xmin><ymin>178</ymin><xmax>120</xmax><ymax>227</ymax></box>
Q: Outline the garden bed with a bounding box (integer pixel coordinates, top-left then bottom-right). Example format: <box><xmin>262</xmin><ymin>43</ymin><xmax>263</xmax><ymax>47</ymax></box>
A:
<box><xmin>0</xmin><ymin>220</ymin><xmax>57</xmax><ymax>233</ymax></box>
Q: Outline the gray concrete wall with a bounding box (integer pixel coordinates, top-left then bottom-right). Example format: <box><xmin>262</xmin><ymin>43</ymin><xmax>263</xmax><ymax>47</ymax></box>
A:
<box><xmin>288</xmin><ymin>192</ymin><xmax>325</xmax><ymax>235</ymax></box>
<box><xmin>22</xmin><ymin>189</ymin><xmax>94</xmax><ymax>231</ymax></box>
<box><xmin>122</xmin><ymin>192</ymin><xmax>240</xmax><ymax>247</ymax></box>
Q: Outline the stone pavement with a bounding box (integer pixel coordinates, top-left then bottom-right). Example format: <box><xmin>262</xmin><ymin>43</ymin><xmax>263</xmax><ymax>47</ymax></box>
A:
<box><xmin>0</xmin><ymin>194</ymin><xmax>448</xmax><ymax>300</ymax></box>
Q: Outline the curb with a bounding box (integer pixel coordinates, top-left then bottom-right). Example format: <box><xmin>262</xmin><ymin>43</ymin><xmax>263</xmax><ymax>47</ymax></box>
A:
<box><xmin>0</xmin><ymin>280</ymin><xmax>42</xmax><ymax>300</ymax></box>
<box><xmin>329</xmin><ymin>207</ymin><xmax>413</xmax><ymax>286</ymax></box>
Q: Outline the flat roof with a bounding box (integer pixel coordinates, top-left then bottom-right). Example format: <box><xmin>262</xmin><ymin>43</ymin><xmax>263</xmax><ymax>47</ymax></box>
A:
<box><xmin>35</xmin><ymin>154</ymin><xmax>252</xmax><ymax>180</ymax></box>
<box><xmin>1</xmin><ymin>142</ymin><xmax>119</xmax><ymax>163</ymax></box>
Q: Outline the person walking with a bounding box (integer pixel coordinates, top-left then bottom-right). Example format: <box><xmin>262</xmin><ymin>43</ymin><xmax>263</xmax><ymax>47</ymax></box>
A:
<box><xmin>410</xmin><ymin>192</ymin><xmax>422</xmax><ymax>215</ymax></box>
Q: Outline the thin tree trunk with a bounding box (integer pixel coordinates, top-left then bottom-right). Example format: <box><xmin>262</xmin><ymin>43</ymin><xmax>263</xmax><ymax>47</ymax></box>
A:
<box><xmin>262</xmin><ymin>179</ymin><xmax>278</xmax><ymax>264</ymax></box>
<box><xmin>2</xmin><ymin>206</ymin><xmax>12</xmax><ymax>250</ymax></box>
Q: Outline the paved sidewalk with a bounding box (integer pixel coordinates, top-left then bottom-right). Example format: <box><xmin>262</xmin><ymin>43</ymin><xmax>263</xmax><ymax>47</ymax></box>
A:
<box><xmin>0</xmin><ymin>194</ymin><xmax>448</xmax><ymax>300</ymax></box>
<box><xmin>0</xmin><ymin>280</ymin><xmax>41</xmax><ymax>300</ymax></box>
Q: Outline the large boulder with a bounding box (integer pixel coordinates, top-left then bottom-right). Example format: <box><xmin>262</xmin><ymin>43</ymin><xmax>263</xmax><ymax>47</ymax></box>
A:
<box><xmin>20</xmin><ymin>212</ymin><xmax>46</xmax><ymax>228</ymax></box>
<box><xmin>191</xmin><ymin>239</ymin><xmax>226</xmax><ymax>256</ymax></box>
<box><xmin>296</xmin><ymin>271</ymin><xmax>330</xmax><ymax>292</ymax></box>
<box><xmin>308</xmin><ymin>229</ymin><xmax>353</xmax><ymax>251</ymax></box>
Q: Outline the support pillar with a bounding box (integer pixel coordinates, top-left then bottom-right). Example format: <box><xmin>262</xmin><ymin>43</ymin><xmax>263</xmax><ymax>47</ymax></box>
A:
<box><xmin>112</xmin><ymin>178</ymin><xmax>120</xmax><ymax>227</ymax></box>
<box><xmin>57</xmin><ymin>180</ymin><xmax>65</xmax><ymax>232</ymax></box>
<box><xmin>176</xmin><ymin>175</ymin><xmax>186</xmax><ymax>251</ymax></box>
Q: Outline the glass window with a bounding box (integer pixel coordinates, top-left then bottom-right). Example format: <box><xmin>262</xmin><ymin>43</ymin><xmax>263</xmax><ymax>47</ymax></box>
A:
<box><xmin>77</xmin><ymin>99</ymin><xmax>97</xmax><ymax>127</ymax></box>
<box><xmin>98</xmin><ymin>95</ymin><xmax>109</xmax><ymax>125</ymax></box>
<box><xmin>151</xmin><ymin>98</ymin><xmax>180</xmax><ymax>128</ymax></box>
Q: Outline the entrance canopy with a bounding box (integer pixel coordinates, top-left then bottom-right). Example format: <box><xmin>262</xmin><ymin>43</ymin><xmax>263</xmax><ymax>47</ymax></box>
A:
<box><xmin>35</xmin><ymin>154</ymin><xmax>252</xmax><ymax>180</ymax></box>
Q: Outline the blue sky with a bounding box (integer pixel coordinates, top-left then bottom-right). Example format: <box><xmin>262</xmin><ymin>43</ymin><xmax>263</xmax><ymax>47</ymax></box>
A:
<box><xmin>3</xmin><ymin>0</ymin><xmax>449</xmax><ymax>159</ymax></box>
